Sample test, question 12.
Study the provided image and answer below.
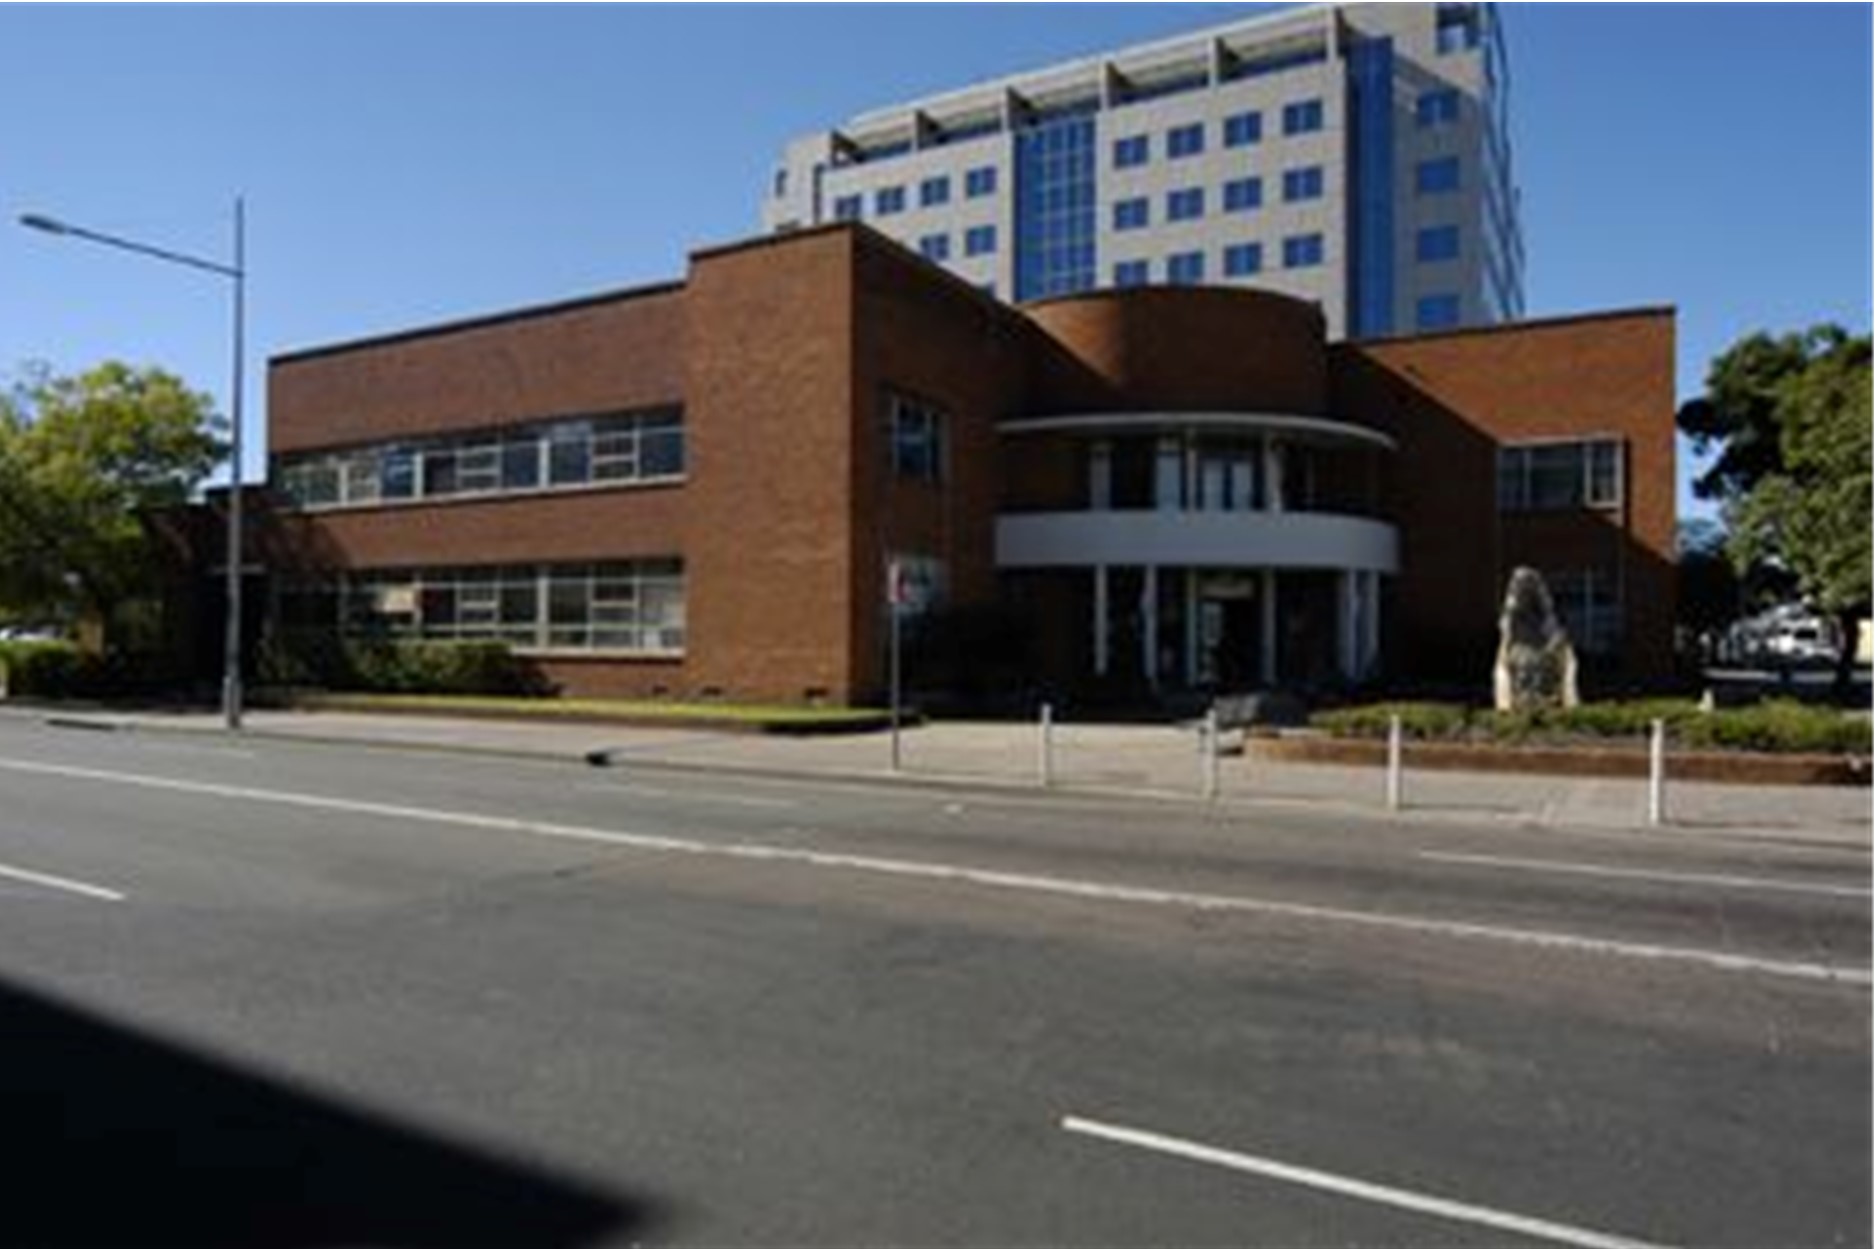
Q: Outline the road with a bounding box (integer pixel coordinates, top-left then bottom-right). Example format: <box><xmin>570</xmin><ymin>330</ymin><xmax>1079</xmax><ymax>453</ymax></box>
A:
<box><xmin>0</xmin><ymin>714</ymin><xmax>1866</xmax><ymax>1247</ymax></box>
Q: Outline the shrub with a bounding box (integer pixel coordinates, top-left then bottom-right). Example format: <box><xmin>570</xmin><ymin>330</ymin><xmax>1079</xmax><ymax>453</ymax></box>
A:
<box><xmin>1679</xmin><ymin>700</ymin><xmax>1871</xmax><ymax>756</ymax></box>
<box><xmin>338</xmin><ymin>640</ymin><xmax>548</xmax><ymax>697</ymax></box>
<box><xmin>0</xmin><ymin>640</ymin><xmax>82</xmax><ymax>698</ymax></box>
<box><xmin>1311</xmin><ymin>701</ymin><xmax>1470</xmax><ymax>740</ymax></box>
<box><xmin>1313</xmin><ymin>696</ymin><xmax>1869</xmax><ymax>756</ymax></box>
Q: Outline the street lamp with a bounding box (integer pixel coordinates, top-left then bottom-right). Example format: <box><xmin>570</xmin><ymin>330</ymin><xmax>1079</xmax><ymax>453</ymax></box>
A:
<box><xmin>22</xmin><ymin>199</ymin><xmax>248</xmax><ymax>730</ymax></box>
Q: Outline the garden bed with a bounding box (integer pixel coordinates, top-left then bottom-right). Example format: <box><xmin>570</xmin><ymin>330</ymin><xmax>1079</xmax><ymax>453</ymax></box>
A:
<box><xmin>286</xmin><ymin>691</ymin><xmax>898</xmax><ymax>735</ymax></box>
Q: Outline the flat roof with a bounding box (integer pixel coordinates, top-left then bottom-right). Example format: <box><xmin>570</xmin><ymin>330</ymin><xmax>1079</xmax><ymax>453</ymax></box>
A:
<box><xmin>845</xmin><ymin>2</ymin><xmax>1333</xmax><ymax>130</ymax></box>
<box><xmin>1346</xmin><ymin>305</ymin><xmax>1676</xmax><ymax>349</ymax></box>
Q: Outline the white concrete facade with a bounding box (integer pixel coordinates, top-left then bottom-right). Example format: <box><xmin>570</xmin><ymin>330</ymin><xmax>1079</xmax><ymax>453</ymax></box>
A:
<box><xmin>760</xmin><ymin>2</ymin><xmax>1523</xmax><ymax>338</ymax></box>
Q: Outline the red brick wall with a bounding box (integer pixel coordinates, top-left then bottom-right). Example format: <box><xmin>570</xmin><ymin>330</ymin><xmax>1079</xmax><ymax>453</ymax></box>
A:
<box><xmin>680</xmin><ymin>230</ymin><xmax>860</xmax><ymax>702</ymax></box>
<box><xmin>1334</xmin><ymin>310</ymin><xmax>1677</xmax><ymax>683</ymax></box>
<box><xmin>270</xmin><ymin>288</ymin><xmax>685</xmax><ymax>453</ymax></box>
<box><xmin>848</xmin><ymin>234</ymin><xmax>1032</xmax><ymax>699</ymax></box>
<box><xmin>1026</xmin><ymin>287</ymin><xmax>1330</xmax><ymax>415</ymax></box>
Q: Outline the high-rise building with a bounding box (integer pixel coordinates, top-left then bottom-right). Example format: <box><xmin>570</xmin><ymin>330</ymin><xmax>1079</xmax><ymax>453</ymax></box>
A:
<box><xmin>761</xmin><ymin>2</ymin><xmax>1524</xmax><ymax>338</ymax></box>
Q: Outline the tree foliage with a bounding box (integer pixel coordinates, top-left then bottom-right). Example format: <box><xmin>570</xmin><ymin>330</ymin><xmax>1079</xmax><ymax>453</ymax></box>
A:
<box><xmin>0</xmin><ymin>362</ymin><xmax>225</xmax><ymax>625</ymax></box>
<box><xmin>1679</xmin><ymin>326</ymin><xmax>1871</xmax><ymax>686</ymax></box>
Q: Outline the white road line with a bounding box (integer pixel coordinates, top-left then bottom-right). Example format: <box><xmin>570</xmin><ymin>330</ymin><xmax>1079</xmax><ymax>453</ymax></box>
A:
<box><xmin>579</xmin><ymin>781</ymin><xmax>797</xmax><ymax>810</ymax></box>
<box><xmin>0</xmin><ymin>755</ymin><xmax>1864</xmax><ymax>987</ymax></box>
<box><xmin>1061</xmin><ymin>1115</ymin><xmax>1675</xmax><ymax>1249</ymax></box>
<box><xmin>1419</xmin><ymin>851</ymin><xmax>1872</xmax><ymax>900</ymax></box>
<box><xmin>0</xmin><ymin>858</ymin><xmax>125</xmax><ymax>902</ymax></box>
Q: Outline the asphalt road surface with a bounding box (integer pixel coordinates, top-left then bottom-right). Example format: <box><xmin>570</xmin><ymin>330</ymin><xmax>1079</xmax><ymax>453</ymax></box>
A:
<box><xmin>0</xmin><ymin>715</ymin><xmax>1866</xmax><ymax>1248</ymax></box>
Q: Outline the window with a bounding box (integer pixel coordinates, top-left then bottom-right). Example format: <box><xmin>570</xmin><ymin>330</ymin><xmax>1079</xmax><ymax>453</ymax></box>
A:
<box><xmin>1223</xmin><ymin>242</ymin><xmax>1263</xmax><ymax>277</ymax></box>
<box><xmin>772</xmin><ymin>168</ymin><xmax>788</xmax><ymax>199</ymax></box>
<box><xmin>1167</xmin><ymin>250</ymin><xmax>1206</xmax><ymax>285</ymax></box>
<box><xmin>1283</xmin><ymin>233</ymin><xmax>1324</xmax><ymax>268</ymax></box>
<box><xmin>919</xmin><ymin>176</ymin><xmax>950</xmax><ymax>207</ymax></box>
<box><xmin>275</xmin><ymin>408</ymin><xmax>686</xmax><ymax>511</ymax></box>
<box><xmin>1167</xmin><ymin>122</ymin><xmax>1205</xmax><ymax>159</ymax></box>
<box><xmin>331</xmin><ymin>560</ymin><xmax>684</xmax><ymax>654</ymax></box>
<box><xmin>1113</xmin><ymin>259</ymin><xmax>1150</xmax><ymax>287</ymax></box>
<box><xmin>1282</xmin><ymin>166</ymin><xmax>1324</xmax><ymax>202</ymax></box>
<box><xmin>381</xmin><ymin>446</ymin><xmax>416</xmax><ymax>499</ymax></box>
<box><xmin>547</xmin><ymin>422</ymin><xmax>593</xmax><ymax>485</ymax></box>
<box><xmin>1416</xmin><ymin>225</ymin><xmax>1460</xmax><ymax>262</ymax></box>
<box><xmin>1223</xmin><ymin>177</ymin><xmax>1263</xmax><ymax>213</ymax></box>
<box><xmin>965</xmin><ymin>224</ymin><xmax>997</xmax><ymax>256</ymax></box>
<box><xmin>1497</xmin><ymin>439</ymin><xmax>1624</xmax><ymax>512</ymax></box>
<box><xmin>875</xmin><ymin>185</ymin><xmax>906</xmax><ymax>216</ymax></box>
<box><xmin>1113</xmin><ymin>134</ymin><xmax>1149</xmax><ymax>168</ymax></box>
<box><xmin>1224</xmin><ymin>111</ymin><xmax>1262</xmax><ymax>148</ymax></box>
<box><xmin>965</xmin><ymin>166</ymin><xmax>998</xmax><ymax>197</ymax></box>
<box><xmin>887</xmin><ymin>391</ymin><xmax>946</xmax><ymax>483</ymax></box>
<box><xmin>1113</xmin><ymin>197</ymin><xmax>1149</xmax><ymax>231</ymax></box>
<box><xmin>1437</xmin><ymin>11</ymin><xmax>1479</xmax><ymax>54</ymax></box>
<box><xmin>1167</xmin><ymin>187</ymin><xmax>1205</xmax><ymax>222</ymax></box>
<box><xmin>1282</xmin><ymin>98</ymin><xmax>1324</xmax><ymax>135</ymax></box>
<box><xmin>1542</xmin><ymin>568</ymin><xmax>1621</xmax><ymax>654</ymax></box>
<box><xmin>1416</xmin><ymin>157</ymin><xmax>1461</xmax><ymax>194</ymax></box>
<box><xmin>833</xmin><ymin>194</ymin><xmax>862</xmax><ymax>222</ymax></box>
<box><xmin>919</xmin><ymin>233</ymin><xmax>950</xmax><ymax>261</ymax></box>
<box><xmin>1415</xmin><ymin>293</ymin><xmax>1462</xmax><ymax>330</ymax></box>
<box><xmin>1416</xmin><ymin>88</ymin><xmax>1460</xmax><ymax>128</ymax></box>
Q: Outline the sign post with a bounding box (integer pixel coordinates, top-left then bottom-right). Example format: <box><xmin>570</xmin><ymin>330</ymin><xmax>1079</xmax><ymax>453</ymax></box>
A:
<box><xmin>888</xmin><ymin>558</ymin><xmax>903</xmax><ymax>773</ymax></box>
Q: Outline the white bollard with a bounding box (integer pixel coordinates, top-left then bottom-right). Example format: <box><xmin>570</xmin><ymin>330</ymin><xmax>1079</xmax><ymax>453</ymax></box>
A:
<box><xmin>1386</xmin><ymin>713</ymin><xmax>1404</xmax><ymax>812</ymax></box>
<box><xmin>1038</xmin><ymin>702</ymin><xmax>1054</xmax><ymax>788</ymax></box>
<box><xmin>1647</xmin><ymin>718</ymin><xmax>1666</xmax><ymax>826</ymax></box>
<box><xmin>1202</xmin><ymin>708</ymin><xmax>1221</xmax><ymax>802</ymax></box>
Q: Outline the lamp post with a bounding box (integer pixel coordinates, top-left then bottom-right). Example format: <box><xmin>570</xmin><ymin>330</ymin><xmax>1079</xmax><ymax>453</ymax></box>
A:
<box><xmin>21</xmin><ymin>200</ymin><xmax>248</xmax><ymax>730</ymax></box>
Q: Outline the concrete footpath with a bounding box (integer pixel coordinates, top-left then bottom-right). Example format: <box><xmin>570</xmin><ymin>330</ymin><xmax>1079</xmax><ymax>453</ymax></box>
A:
<box><xmin>9</xmin><ymin>704</ymin><xmax>1868</xmax><ymax>845</ymax></box>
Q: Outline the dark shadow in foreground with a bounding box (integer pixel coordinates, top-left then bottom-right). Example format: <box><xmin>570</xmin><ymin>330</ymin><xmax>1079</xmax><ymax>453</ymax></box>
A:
<box><xmin>0</xmin><ymin>978</ymin><xmax>657</xmax><ymax>1248</ymax></box>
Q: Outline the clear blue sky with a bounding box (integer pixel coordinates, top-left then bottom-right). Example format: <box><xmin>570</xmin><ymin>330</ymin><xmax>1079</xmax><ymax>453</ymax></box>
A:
<box><xmin>2</xmin><ymin>3</ymin><xmax>1868</xmax><ymax>521</ymax></box>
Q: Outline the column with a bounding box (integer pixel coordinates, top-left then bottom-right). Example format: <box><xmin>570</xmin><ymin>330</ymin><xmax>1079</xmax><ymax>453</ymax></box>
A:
<box><xmin>1259</xmin><ymin>567</ymin><xmax>1278</xmax><ymax>686</ymax></box>
<box><xmin>1184</xmin><ymin>567</ymin><xmax>1200</xmax><ymax>688</ymax></box>
<box><xmin>1093</xmin><ymin>565</ymin><xmax>1109</xmax><ymax>677</ymax></box>
<box><xmin>1338</xmin><ymin>569</ymin><xmax>1360</xmax><ymax>681</ymax></box>
<box><xmin>1142</xmin><ymin>564</ymin><xmax>1159</xmax><ymax>691</ymax></box>
<box><xmin>1363</xmin><ymin>570</ymin><xmax>1383</xmax><ymax>678</ymax></box>
<box><xmin>1263</xmin><ymin>436</ymin><xmax>1285</xmax><ymax>513</ymax></box>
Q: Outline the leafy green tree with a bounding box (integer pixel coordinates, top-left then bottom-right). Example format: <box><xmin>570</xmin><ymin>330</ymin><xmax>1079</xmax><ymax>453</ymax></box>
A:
<box><xmin>0</xmin><ymin>362</ymin><xmax>226</xmax><ymax>639</ymax></box>
<box><xmin>1679</xmin><ymin>327</ymin><xmax>1871</xmax><ymax>690</ymax></box>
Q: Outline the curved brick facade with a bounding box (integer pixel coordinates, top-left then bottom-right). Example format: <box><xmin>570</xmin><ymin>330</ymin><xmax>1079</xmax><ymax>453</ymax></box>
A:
<box><xmin>1024</xmin><ymin>286</ymin><xmax>1331</xmax><ymax>417</ymax></box>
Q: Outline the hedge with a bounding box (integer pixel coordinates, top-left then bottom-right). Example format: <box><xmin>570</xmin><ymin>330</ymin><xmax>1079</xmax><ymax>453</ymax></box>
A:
<box><xmin>260</xmin><ymin>635</ymin><xmax>549</xmax><ymax>697</ymax></box>
<box><xmin>1312</xmin><ymin>698</ymin><xmax>1869</xmax><ymax>756</ymax></box>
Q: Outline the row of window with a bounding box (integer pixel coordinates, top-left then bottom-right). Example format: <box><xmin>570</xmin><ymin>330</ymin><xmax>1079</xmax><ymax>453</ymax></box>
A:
<box><xmin>915</xmin><ymin>224</ymin><xmax>998</xmax><ymax>262</ymax></box>
<box><xmin>1496</xmin><ymin>439</ymin><xmax>1623</xmax><ymax>512</ymax></box>
<box><xmin>275</xmin><ymin>409</ymin><xmax>684</xmax><ymax>510</ymax></box>
<box><xmin>1112</xmin><ymin>98</ymin><xmax>1323</xmax><ymax>170</ymax></box>
<box><xmin>289</xmin><ymin>560</ymin><xmax>687</xmax><ymax>654</ymax></box>
<box><xmin>834</xmin><ymin>166</ymin><xmax>998</xmax><ymax>222</ymax></box>
<box><xmin>1112</xmin><ymin>232</ymin><xmax>1324</xmax><ymax>287</ymax></box>
<box><xmin>842</xmin><ymin>157</ymin><xmax>1454</xmax><ymax>240</ymax></box>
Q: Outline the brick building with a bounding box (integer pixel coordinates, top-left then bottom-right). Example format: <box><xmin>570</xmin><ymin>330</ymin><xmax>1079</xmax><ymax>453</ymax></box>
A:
<box><xmin>232</xmin><ymin>222</ymin><xmax>1672</xmax><ymax>704</ymax></box>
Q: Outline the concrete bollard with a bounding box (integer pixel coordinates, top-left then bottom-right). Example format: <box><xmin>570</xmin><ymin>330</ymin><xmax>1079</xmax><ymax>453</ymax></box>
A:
<box><xmin>1647</xmin><ymin>718</ymin><xmax>1666</xmax><ymax>826</ymax></box>
<box><xmin>1386</xmin><ymin>713</ymin><xmax>1404</xmax><ymax>812</ymax></box>
<box><xmin>1038</xmin><ymin>702</ymin><xmax>1055</xmax><ymax>788</ymax></box>
<box><xmin>1201</xmin><ymin>708</ymin><xmax>1221</xmax><ymax>802</ymax></box>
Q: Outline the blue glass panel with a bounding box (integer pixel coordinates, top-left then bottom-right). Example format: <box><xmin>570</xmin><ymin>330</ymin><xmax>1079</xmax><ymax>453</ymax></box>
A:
<box><xmin>1014</xmin><ymin>112</ymin><xmax>1096</xmax><ymax>300</ymax></box>
<box><xmin>1348</xmin><ymin>36</ymin><xmax>1395</xmax><ymax>337</ymax></box>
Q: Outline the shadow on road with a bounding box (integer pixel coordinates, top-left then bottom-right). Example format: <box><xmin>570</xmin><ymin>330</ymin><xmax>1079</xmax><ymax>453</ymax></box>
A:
<box><xmin>0</xmin><ymin>977</ymin><xmax>658</xmax><ymax>1248</ymax></box>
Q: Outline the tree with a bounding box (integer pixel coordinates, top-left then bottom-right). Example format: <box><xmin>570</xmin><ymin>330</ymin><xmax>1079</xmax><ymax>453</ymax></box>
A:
<box><xmin>1678</xmin><ymin>327</ymin><xmax>1871</xmax><ymax>692</ymax></box>
<box><xmin>0</xmin><ymin>362</ymin><xmax>226</xmax><ymax>641</ymax></box>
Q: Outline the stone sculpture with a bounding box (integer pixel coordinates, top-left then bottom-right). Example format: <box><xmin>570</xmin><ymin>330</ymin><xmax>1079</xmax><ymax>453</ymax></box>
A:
<box><xmin>1493</xmin><ymin>567</ymin><xmax>1580</xmax><ymax>712</ymax></box>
